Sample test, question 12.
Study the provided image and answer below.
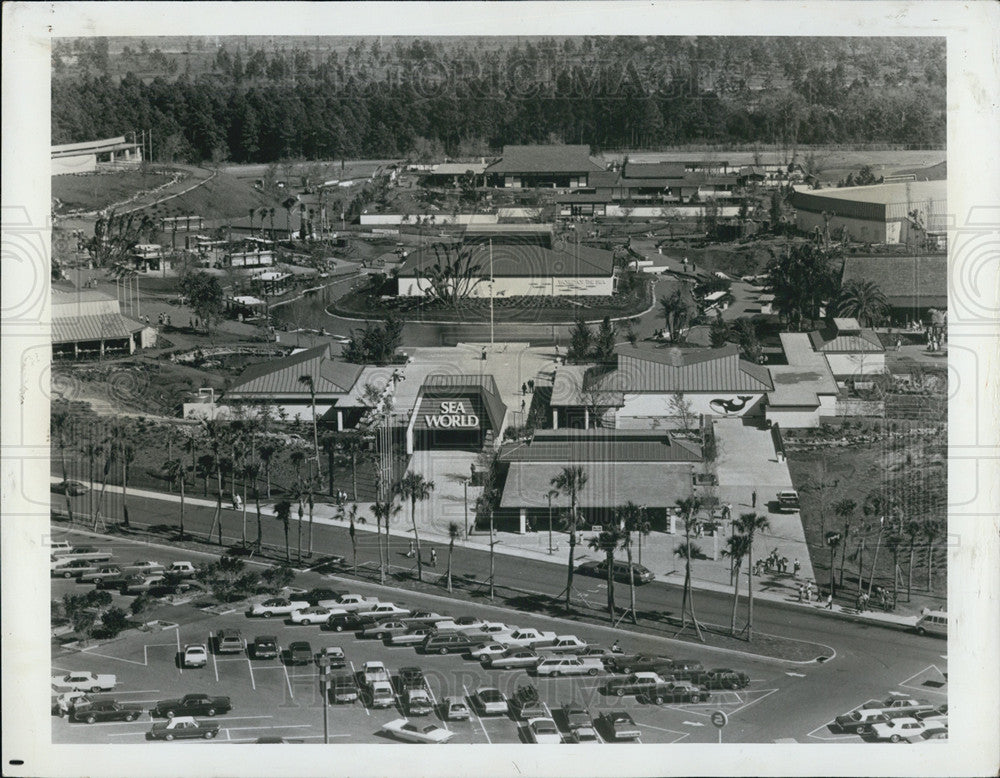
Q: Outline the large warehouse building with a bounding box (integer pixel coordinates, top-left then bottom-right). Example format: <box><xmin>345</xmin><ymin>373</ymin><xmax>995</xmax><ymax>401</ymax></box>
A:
<box><xmin>396</xmin><ymin>224</ymin><xmax>617</xmax><ymax>298</ymax></box>
<box><xmin>792</xmin><ymin>180</ymin><xmax>947</xmax><ymax>246</ymax></box>
<box><xmin>484</xmin><ymin>145</ymin><xmax>606</xmax><ymax>188</ymax></box>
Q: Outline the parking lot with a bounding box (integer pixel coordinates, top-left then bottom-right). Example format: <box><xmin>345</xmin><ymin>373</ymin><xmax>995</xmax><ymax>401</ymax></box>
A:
<box><xmin>50</xmin><ymin>528</ymin><xmax>945</xmax><ymax>746</ymax></box>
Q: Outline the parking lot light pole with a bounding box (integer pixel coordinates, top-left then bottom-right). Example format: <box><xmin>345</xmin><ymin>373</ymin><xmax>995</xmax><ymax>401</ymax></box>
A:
<box><xmin>546</xmin><ymin>490</ymin><xmax>558</xmax><ymax>554</ymax></box>
<box><xmin>320</xmin><ymin>667</ymin><xmax>331</xmax><ymax>744</ymax></box>
<box><xmin>463</xmin><ymin>478</ymin><xmax>469</xmax><ymax>538</ymax></box>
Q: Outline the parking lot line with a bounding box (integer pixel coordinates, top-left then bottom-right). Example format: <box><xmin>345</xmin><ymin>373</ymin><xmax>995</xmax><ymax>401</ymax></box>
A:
<box><xmin>462</xmin><ymin>684</ymin><xmax>491</xmax><ymax>744</ymax></box>
<box><xmin>224</xmin><ymin>724</ymin><xmax>312</xmax><ymax>732</ymax></box>
<box><xmin>246</xmin><ymin>657</ymin><xmax>256</xmax><ymax>690</ymax></box>
<box><xmin>636</xmin><ymin>722</ymin><xmax>690</xmax><ymax>742</ymax></box>
<box><xmin>729</xmin><ymin>688</ymin><xmax>779</xmax><ymax>715</ymax></box>
<box><xmin>76</xmin><ymin>647</ymin><xmax>147</xmax><ymax>666</ymax></box>
<box><xmin>209</xmin><ymin>632</ymin><xmax>220</xmax><ymax>682</ymax></box>
<box><xmin>282</xmin><ymin>662</ymin><xmax>294</xmax><ymax>699</ymax></box>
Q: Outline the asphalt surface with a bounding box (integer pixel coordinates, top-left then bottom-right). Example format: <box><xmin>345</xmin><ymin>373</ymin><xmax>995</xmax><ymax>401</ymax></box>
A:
<box><xmin>52</xmin><ymin>491</ymin><xmax>948</xmax><ymax>744</ymax></box>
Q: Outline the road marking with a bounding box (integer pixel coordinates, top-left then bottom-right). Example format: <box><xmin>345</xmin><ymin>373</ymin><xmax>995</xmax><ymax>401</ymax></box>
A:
<box><xmin>224</xmin><ymin>725</ymin><xmax>313</xmax><ymax>732</ymax></box>
<box><xmin>463</xmin><ymin>684</ymin><xmax>491</xmax><ymax>744</ymax></box>
<box><xmin>282</xmin><ymin>662</ymin><xmax>294</xmax><ymax>699</ymax></box>
<box><xmin>103</xmin><ymin>689</ymin><xmax>161</xmax><ymax>696</ymax></box>
<box><xmin>423</xmin><ymin>678</ymin><xmax>447</xmax><ymax>731</ymax></box>
<box><xmin>682</xmin><ymin>721</ymin><xmax>705</xmax><ymax>727</ymax></box>
<box><xmin>76</xmin><ymin>647</ymin><xmax>147</xmax><ymax>666</ymax></box>
<box><xmin>898</xmin><ymin>664</ymin><xmax>948</xmax><ymax>695</ymax></box>
<box><xmin>635</xmin><ymin>722</ymin><xmax>689</xmax><ymax>742</ymax></box>
<box><xmin>784</xmin><ymin>671</ymin><xmax>806</xmax><ymax>677</ymax></box>
<box><xmin>174</xmin><ymin>631</ymin><xmax>182</xmax><ymax>675</ymax></box>
<box><xmin>246</xmin><ymin>657</ymin><xmax>256</xmax><ymax>691</ymax></box>
<box><xmin>728</xmin><ymin>688</ymin><xmax>780</xmax><ymax>716</ymax></box>
<box><xmin>348</xmin><ymin>661</ymin><xmax>368</xmax><ymax>716</ymax></box>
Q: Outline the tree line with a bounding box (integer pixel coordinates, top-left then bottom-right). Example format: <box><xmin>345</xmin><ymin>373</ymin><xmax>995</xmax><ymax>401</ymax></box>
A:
<box><xmin>52</xmin><ymin>36</ymin><xmax>945</xmax><ymax>164</ymax></box>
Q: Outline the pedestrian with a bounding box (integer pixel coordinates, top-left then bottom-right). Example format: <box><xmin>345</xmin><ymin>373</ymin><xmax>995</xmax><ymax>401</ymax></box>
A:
<box><xmin>781</xmin><ymin>557</ymin><xmax>789</xmax><ymax>574</ymax></box>
<box><xmin>797</xmin><ymin>584</ymin><xmax>804</xmax><ymax>603</ymax></box>
<box><xmin>189</xmin><ymin>318</ymin><xmax>193</xmax><ymax>329</ymax></box>
<box><xmin>521</xmin><ymin>382</ymin><xmax>527</xmax><ymax>396</ymax></box>
<box><xmin>407</xmin><ymin>541</ymin><xmax>415</xmax><ymax>558</ymax></box>
<box><xmin>158</xmin><ymin>313</ymin><xmax>164</xmax><ymax>326</ymax></box>
<box><xmin>528</xmin><ymin>379</ymin><xmax>535</xmax><ymax>393</ymax></box>
<box><xmin>430</xmin><ymin>549</ymin><xmax>437</xmax><ymax>567</ymax></box>
<box><xmin>825</xmin><ymin>593</ymin><xmax>833</xmax><ymax>610</ymax></box>
<box><xmin>481</xmin><ymin>347</ymin><xmax>487</xmax><ymax>361</ymax></box>
<box><xmin>856</xmin><ymin>593</ymin><xmax>864</xmax><ymax>612</ymax></box>
<box><xmin>895</xmin><ymin>337</ymin><xmax>902</xmax><ymax>352</ymax></box>
<box><xmin>793</xmin><ymin>558</ymin><xmax>801</xmax><ymax>577</ymax></box>
<box><xmin>521</xmin><ymin>398</ymin><xmax>526</xmax><ymax>412</ymax></box>
<box><xmin>751</xmin><ymin>489</ymin><xmax>757</xmax><ymax>508</ymax></box>
<box><xmin>166</xmin><ymin>314</ymin><xmax>172</xmax><ymax>326</ymax></box>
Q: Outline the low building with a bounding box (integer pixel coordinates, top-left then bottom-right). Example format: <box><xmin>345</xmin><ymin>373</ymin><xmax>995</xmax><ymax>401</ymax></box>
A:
<box><xmin>550</xmin><ymin>343</ymin><xmax>773</xmax><ymax>430</ymax></box>
<box><xmin>396</xmin><ymin>224</ymin><xmax>616</xmax><ymax>298</ymax></box>
<box><xmin>485</xmin><ymin>145</ymin><xmax>606</xmax><ymax>189</ymax></box>
<box><xmin>765</xmin><ymin>333</ymin><xmax>841</xmax><ymax>429</ymax></box>
<box><xmin>807</xmin><ymin>318</ymin><xmax>886</xmax><ymax>381</ymax></box>
<box><xmin>51</xmin><ymin>288</ymin><xmax>155</xmax><ymax>360</ymax></box>
<box><xmin>51</xmin><ymin>135</ymin><xmax>143</xmax><ymax>175</ymax></box>
<box><xmin>495</xmin><ymin>429</ymin><xmax>702</xmax><ymax>533</ymax></box>
<box><xmin>421</xmin><ymin>162</ymin><xmax>489</xmax><ymax>187</ymax></box>
<box><xmin>840</xmin><ymin>254</ymin><xmax>947</xmax><ymax>324</ymax></box>
<box><xmin>405</xmin><ymin>374</ymin><xmax>508</xmax><ymax>454</ymax></box>
<box><xmin>791</xmin><ymin>181</ymin><xmax>947</xmax><ymax>246</ymax></box>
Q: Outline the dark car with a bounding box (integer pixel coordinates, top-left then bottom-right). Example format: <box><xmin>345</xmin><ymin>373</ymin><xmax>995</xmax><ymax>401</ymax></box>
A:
<box><xmin>576</xmin><ymin>560</ymin><xmax>655</xmax><ymax>585</ymax></box>
<box><xmin>286</xmin><ymin>641</ymin><xmax>313</xmax><ymax>665</ymax></box>
<box><xmin>604</xmin><ymin>672</ymin><xmax>670</xmax><ymax>698</ymax></box>
<box><xmin>660</xmin><ymin>659</ymin><xmax>705</xmax><ymax>681</ymax></box>
<box><xmin>636</xmin><ymin>680</ymin><xmax>710</xmax><ymax>705</ymax></box>
<box><xmin>689</xmin><ymin>668</ymin><xmax>750</xmax><ymax>690</ymax></box>
<box><xmin>152</xmin><ymin>693</ymin><xmax>232</xmax><ymax>719</ymax></box>
<box><xmin>323</xmin><ymin>612</ymin><xmax>378</xmax><ymax>633</ymax></box>
<box><xmin>559</xmin><ymin>704</ymin><xmax>592</xmax><ymax>732</ymax></box>
<box><xmin>396</xmin><ymin>666</ymin><xmax>427</xmax><ymax>692</ymax></box>
<box><xmin>328</xmin><ymin>672</ymin><xmax>360</xmax><ymax>704</ymax></box>
<box><xmin>252</xmin><ymin>635</ymin><xmax>279</xmax><ymax>660</ymax></box>
<box><xmin>147</xmin><ymin>716</ymin><xmax>219</xmax><ymax>741</ymax></box>
<box><xmin>605</xmin><ymin>653</ymin><xmax>674</xmax><ymax>675</ymax></box>
<box><xmin>597</xmin><ymin>711</ymin><xmax>640</xmax><ymax>741</ymax></box>
<box><xmin>421</xmin><ymin>632</ymin><xmax>481</xmax><ymax>655</ymax></box>
<box><xmin>305</xmin><ymin>588</ymin><xmax>347</xmax><ymax>606</ymax></box>
<box><xmin>52</xmin><ymin>480</ymin><xmax>89</xmax><ymax>496</ymax></box>
<box><xmin>71</xmin><ymin>700</ymin><xmax>143</xmax><ymax>724</ymax></box>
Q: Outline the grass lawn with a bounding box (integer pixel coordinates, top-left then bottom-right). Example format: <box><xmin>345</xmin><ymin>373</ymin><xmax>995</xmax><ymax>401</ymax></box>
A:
<box><xmin>52</xmin><ymin>169</ymin><xmax>186</xmax><ymax>213</ymax></box>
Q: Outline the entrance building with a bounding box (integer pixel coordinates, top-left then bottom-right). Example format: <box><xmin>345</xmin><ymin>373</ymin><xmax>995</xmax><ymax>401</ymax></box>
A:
<box><xmin>406</xmin><ymin>374</ymin><xmax>508</xmax><ymax>454</ymax></box>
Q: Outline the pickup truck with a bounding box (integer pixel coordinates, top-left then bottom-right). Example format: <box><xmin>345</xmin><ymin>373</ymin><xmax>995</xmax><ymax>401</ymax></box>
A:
<box><xmin>153</xmin><ymin>693</ymin><xmax>232</xmax><ymax>719</ymax></box>
<box><xmin>508</xmin><ymin>684</ymin><xmax>551</xmax><ymax>720</ymax></box>
<box><xmin>52</xmin><ymin>671</ymin><xmax>117</xmax><ymax>693</ymax></box>
<box><xmin>497</xmin><ymin>628</ymin><xmax>558</xmax><ymax>648</ymax></box>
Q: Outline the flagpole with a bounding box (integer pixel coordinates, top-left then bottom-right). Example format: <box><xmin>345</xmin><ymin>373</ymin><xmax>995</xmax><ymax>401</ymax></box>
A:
<box><xmin>489</xmin><ymin>238</ymin><xmax>494</xmax><ymax>348</ymax></box>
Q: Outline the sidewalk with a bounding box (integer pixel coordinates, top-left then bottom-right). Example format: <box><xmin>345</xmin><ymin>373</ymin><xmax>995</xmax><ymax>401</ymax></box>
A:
<box><xmin>54</xmin><ymin>477</ymin><xmax>922</xmax><ymax>629</ymax></box>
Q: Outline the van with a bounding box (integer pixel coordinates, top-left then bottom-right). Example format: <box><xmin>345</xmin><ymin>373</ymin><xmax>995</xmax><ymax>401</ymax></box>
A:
<box><xmin>776</xmin><ymin>490</ymin><xmax>800</xmax><ymax>512</ymax></box>
<box><xmin>915</xmin><ymin>610</ymin><xmax>947</xmax><ymax>637</ymax></box>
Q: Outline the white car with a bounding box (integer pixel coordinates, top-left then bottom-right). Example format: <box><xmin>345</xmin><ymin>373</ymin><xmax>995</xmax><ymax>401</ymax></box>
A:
<box><xmin>870</xmin><ymin>717</ymin><xmax>931</xmax><ymax>743</ymax></box>
<box><xmin>368</xmin><ymin>680</ymin><xmax>395</xmax><ymax>708</ymax></box>
<box><xmin>540</xmin><ymin>635</ymin><xmax>589</xmax><ymax>654</ymax></box>
<box><xmin>361</xmin><ymin>661</ymin><xmax>390</xmax><ymax>686</ymax></box>
<box><xmin>52</xmin><ymin>671</ymin><xmax>116</xmax><ymax>692</ymax></box>
<box><xmin>380</xmin><ymin>718</ymin><xmax>455</xmax><ymax>744</ymax></box>
<box><xmin>497</xmin><ymin>628</ymin><xmax>558</xmax><ymax>648</ymax></box>
<box><xmin>464</xmin><ymin>621</ymin><xmax>516</xmax><ymax>638</ymax></box>
<box><xmin>182</xmin><ymin>644</ymin><xmax>208</xmax><ymax>668</ymax></box>
<box><xmin>568</xmin><ymin>726</ymin><xmax>603</xmax><ymax>743</ymax></box>
<box><xmin>471</xmin><ymin>687</ymin><xmax>508</xmax><ymax>716</ymax></box>
<box><xmin>468</xmin><ymin>642</ymin><xmax>510</xmax><ymax>661</ymax></box>
<box><xmin>332</xmin><ymin>594</ymin><xmax>380</xmax><ymax>612</ymax></box>
<box><xmin>434</xmin><ymin>617</ymin><xmax>485</xmax><ymax>633</ymax></box>
<box><xmin>533</xmin><ymin>656</ymin><xmax>604</xmax><ymax>677</ymax></box>
<box><xmin>250</xmin><ymin>598</ymin><xmax>310</xmax><ymax>618</ymax></box>
<box><xmin>53</xmin><ymin>546</ymin><xmax>114</xmax><ymax>562</ymax></box>
<box><xmin>526</xmin><ymin>717</ymin><xmax>563</xmax><ymax>744</ymax></box>
<box><xmin>356</xmin><ymin>603</ymin><xmax>411</xmax><ymax>619</ymax></box>
<box><xmin>389</xmin><ymin>626</ymin><xmax>436</xmax><ymax>646</ymax></box>
<box><xmin>125</xmin><ymin>561</ymin><xmax>166</xmax><ymax>575</ymax></box>
<box><xmin>288</xmin><ymin>606</ymin><xmax>335</xmax><ymax>625</ymax></box>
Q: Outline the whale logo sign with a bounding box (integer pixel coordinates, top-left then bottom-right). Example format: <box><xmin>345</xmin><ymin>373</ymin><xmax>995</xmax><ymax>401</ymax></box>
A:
<box><xmin>709</xmin><ymin>395</ymin><xmax>753</xmax><ymax>415</ymax></box>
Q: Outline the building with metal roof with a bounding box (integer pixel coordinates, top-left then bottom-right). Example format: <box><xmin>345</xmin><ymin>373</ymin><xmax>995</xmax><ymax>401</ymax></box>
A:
<box><xmin>405</xmin><ymin>374</ymin><xmax>509</xmax><ymax>454</ymax></box>
<box><xmin>550</xmin><ymin>343</ymin><xmax>773</xmax><ymax>430</ymax></box>
<box><xmin>51</xmin><ymin>288</ymin><xmax>154</xmax><ymax>360</ymax></box>
<box><xmin>485</xmin><ymin>145</ymin><xmax>606</xmax><ymax>188</ymax></box>
<box><xmin>806</xmin><ymin>318</ymin><xmax>887</xmax><ymax>381</ymax></box>
<box><xmin>791</xmin><ymin>181</ymin><xmax>947</xmax><ymax>246</ymax></box>
<box><xmin>494</xmin><ymin>429</ymin><xmax>702</xmax><ymax>532</ymax></box>
<box><xmin>765</xmin><ymin>334</ymin><xmax>840</xmax><ymax>429</ymax></box>
<box><xmin>840</xmin><ymin>255</ymin><xmax>947</xmax><ymax>321</ymax></box>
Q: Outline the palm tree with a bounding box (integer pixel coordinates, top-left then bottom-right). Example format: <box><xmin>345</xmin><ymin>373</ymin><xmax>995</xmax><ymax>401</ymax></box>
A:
<box><xmin>588</xmin><ymin>519</ymin><xmax>627</xmax><ymax>624</ymax></box>
<box><xmin>246</xmin><ymin>460</ymin><xmax>264</xmax><ymax>553</ymax></box>
<box><xmin>306</xmin><ymin>480</ymin><xmax>316</xmax><ymax>556</ymax></box>
<box><xmin>340</xmin><ymin>502</ymin><xmax>359</xmax><ymax>573</ymax></box>
<box><xmin>259</xmin><ymin>442</ymin><xmax>278</xmax><ymax>499</ymax></box>
<box><xmin>371</xmin><ymin>499</ymin><xmax>399</xmax><ymax>586</ymax></box>
<box><xmin>162</xmin><ymin>459</ymin><xmax>187</xmax><ymax>538</ymax></box>
<box><xmin>202</xmin><ymin>419</ymin><xmax>229</xmax><ymax>545</ymax></box>
<box><xmin>91</xmin><ymin>434</ymin><xmax>116</xmax><ymax>532</ymax></box>
<box><xmin>836</xmin><ymin>280</ymin><xmax>890</xmax><ymax>327</ymax></box>
<box><xmin>832</xmin><ymin>498</ymin><xmax>856</xmax><ymax>587</ymax></box>
<box><xmin>550</xmin><ymin>466</ymin><xmax>588</xmax><ymax>609</ymax></box>
<box><xmin>341</xmin><ymin>434</ymin><xmax>364</xmax><ymax>501</ymax></box>
<box><xmin>904</xmin><ymin>519</ymin><xmax>922</xmax><ymax>602</ymax></box>
<box><xmin>51</xmin><ymin>409</ymin><xmax>75</xmax><ymax>524</ymax></box>
<box><xmin>248</xmin><ymin>207</ymin><xmax>256</xmax><ymax>235</ymax></box>
<box><xmin>617</xmin><ymin>502</ymin><xmax>649</xmax><ymax>625</ymax></box>
<box><xmin>320</xmin><ymin>433</ymin><xmax>342</xmax><ymax>497</ymax></box>
<box><xmin>395</xmin><ymin>471</ymin><xmax>435</xmax><ymax>582</ymax></box>
<box><xmin>674</xmin><ymin>496</ymin><xmax>705</xmax><ymax>640</ymax></box>
<box><xmin>274</xmin><ymin>499</ymin><xmax>293</xmax><ymax>562</ymax></box>
<box><xmin>722</xmin><ymin>533</ymin><xmax>752</xmax><ymax>635</ymax></box>
<box><xmin>268</xmin><ymin>207</ymin><xmax>275</xmax><ymax>239</ymax></box>
<box><xmin>921</xmin><ymin>519</ymin><xmax>943</xmax><ymax>592</ymax></box>
<box><xmin>446</xmin><ymin>521</ymin><xmax>461</xmax><ymax>593</ymax></box>
<box><xmin>298</xmin><ymin>374</ymin><xmax>321</xmax><ymax>484</ymax></box>
<box><xmin>289</xmin><ymin>448</ymin><xmax>306</xmax><ymax>489</ymax></box>
<box><xmin>734</xmin><ymin>511</ymin><xmax>771</xmax><ymax>641</ymax></box>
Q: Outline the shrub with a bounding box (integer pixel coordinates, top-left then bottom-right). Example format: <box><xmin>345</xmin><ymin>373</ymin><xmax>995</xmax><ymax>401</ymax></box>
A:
<box><xmin>100</xmin><ymin>606</ymin><xmax>131</xmax><ymax>638</ymax></box>
<box><xmin>261</xmin><ymin>564</ymin><xmax>296</xmax><ymax>594</ymax></box>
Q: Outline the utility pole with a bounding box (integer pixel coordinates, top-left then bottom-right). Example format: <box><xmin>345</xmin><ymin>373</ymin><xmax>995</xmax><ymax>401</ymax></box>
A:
<box><xmin>463</xmin><ymin>478</ymin><xmax>469</xmax><ymax>538</ymax></box>
<box><xmin>489</xmin><ymin>510</ymin><xmax>496</xmax><ymax>601</ymax></box>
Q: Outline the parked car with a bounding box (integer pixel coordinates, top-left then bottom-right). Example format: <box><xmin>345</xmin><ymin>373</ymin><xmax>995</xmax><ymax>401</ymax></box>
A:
<box><xmin>323</xmin><ymin>613</ymin><xmax>378</xmax><ymax>633</ymax></box>
<box><xmin>836</xmin><ymin>708</ymin><xmax>897</xmax><ymax>734</ymax></box>
<box><xmin>251</xmin><ymin>635</ymin><xmax>279</xmax><ymax>660</ymax></box>
<box><xmin>576</xmin><ymin>559</ymin><xmax>655</xmax><ymax>584</ymax></box>
<box><xmin>215</xmin><ymin>629</ymin><xmax>245</xmax><ymax>654</ymax></box>
<box><xmin>688</xmin><ymin>668</ymin><xmax>750</xmax><ymax>690</ymax></box>
<box><xmin>637</xmin><ymin>680</ymin><xmax>710</xmax><ymax>704</ymax></box>
<box><xmin>367</xmin><ymin>680</ymin><xmax>395</xmax><ymax>709</ymax></box>
<box><xmin>605</xmin><ymin>653</ymin><xmax>674</xmax><ymax>675</ymax></box>
<box><xmin>471</xmin><ymin>687</ymin><xmax>508</xmax><ymax>716</ymax></box>
<box><xmin>78</xmin><ymin>565</ymin><xmax>124</xmax><ymax>583</ymax></box>
<box><xmin>396</xmin><ymin>666</ymin><xmax>428</xmax><ymax>692</ymax></box>
<box><xmin>125</xmin><ymin>561</ymin><xmax>166</xmax><ymax>575</ymax></box>
<box><xmin>304</xmin><ymin>587</ymin><xmax>348</xmax><ymax>607</ymax></box>
<box><xmin>53</xmin><ymin>546</ymin><xmax>113</xmax><ymax>562</ymax></box>
<box><xmin>597</xmin><ymin>711</ymin><xmax>641</xmax><ymax>740</ymax></box>
<box><xmin>380</xmin><ymin>718</ymin><xmax>454</xmax><ymax>744</ymax></box>
<box><xmin>433</xmin><ymin>616</ymin><xmax>485</xmax><ymax>632</ymax></box>
<box><xmin>508</xmin><ymin>685</ymin><xmax>550</xmax><ymax>720</ymax></box>
<box><xmin>421</xmin><ymin>632</ymin><xmax>482</xmax><ymax>655</ymax></box>
<box><xmin>331</xmin><ymin>594</ymin><xmax>379</xmax><ymax>612</ymax></box>
<box><xmin>915</xmin><ymin>704</ymin><xmax>948</xmax><ymax>722</ymax></box>
<box><xmin>49</xmin><ymin>540</ymin><xmax>74</xmax><ymax>555</ymax></box>
<box><xmin>560</xmin><ymin>704</ymin><xmax>592</xmax><ymax>732</ymax></box>
<box><xmin>660</xmin><ymin>659</ymin><xmax>705</xmax><ymax>682</ymax></box>
<box><xmin>497</xmin><ymin>628</ymin><xmax>558</xmax><ymax>648</ymax></box>
<box><xmin>604</xmin><ymin>672</ymin><xmax>669</xmax><ymax>698</ymax></box>
<box><xmin>776</xmin><ymin>489</ymin><xmax>800</xmax><ymax>512</ymax></box>
<box><xmin>404</xmin><ymin>610</ymin><xmax>446</xmax><ymax>623</ymax></box>
<box><xmin>182</xmin><ymin>644</ymin><xmax>208</xmax><ymax>668</ymax></box>
<box><xmin>314</xmin><ymin>646</ymin><xmax>347</xmax><ymax>669</ymax></box>
<box><xmin>328</xmin><ymin>672</ymin><xmax>360</xmax><ymax>704</ymax></box>
<box><xmin>444</xmin><ymin>696</ymin><xmax>471</xmax><ymax>721</ymax></box>
<box><xmin>568</xmin><ymin>726</ymin><xmax>602</xmax><ymax>743</ymax></box>
<box><xmin>482</xmin><ymin>648</ymin><xmax>541</xmax><ymax>670</ymax></box>
<box><xmin>361</xmin><ymin>661</ymin><xmax>391</xmax><ymax>687</ymax></box>
<box><xmin>534</xmin><ymin>656</ymin><xmax>604</xmax><ymax>677</ymax></box>
<box><xmin>153</xmin><ymin>693</ymin><xmax>232</xmax><ymax>719</ymax></box>
<box><xmin>920</xmin><ymin>724</ymin><xmax>949</xmax><ymax>741</ymax></box>
<box><xmin>250</xmin><ymin>598</ymin><xmax>310</xmax><ymax>618</ymax></box>
<box><xmin>359</xmin><ymin>620</ymin><xmax>412</xmax><ymax>641</ymax></box>
<box><xmin>538</xmin><ymin>635</ymin><xmax>589</xmax><ymax>654</ymax></box>
<box><xmin>286</xmin><ymin>641</ymin><xmax>313</xmax><ymax>665</ymax></box>
<box><xmin>71</xmin><ymin>700</ymin><xmax>143</xmax><ymax>724</ymax></box>
<box><xmin>869</xmin><ymin>717</ymin><xmax>931</xmax><ymax>743</ymax></box>
<box><xmin>52</xmin><ymin>671</ymin><xmax>116</xmax><ymax>693</ymax></box>
<box><xmin>146</xmin><ymin>716</ymin><xmax>219</xmax><ymax>741</ymax></box>
<box><xmin>167</xmin><ymin>561</ymin><xmax>198</xmax><ymax>578</ymax></box>
<box><xmin>52</xmin><ymin>480</ymin><xmax>89</xmax><ymax>496</ymax></box>
<box><xmin>914</xmin><ymin>609</ymin><xmax>947</xmax><ymax>637</ymax></box>
<box><xmin>52</xmin><ymin>559</ymin><xmax>101</xmax><ymax>579</ymax></box>
<box><xmin>468</xmin><ymin>642</ymin><xmax>511</xmax><ymax>661</ymax></box>
<box><xmin>526</xmin><ymin>717</ymin><xmax>562</xmax><ymax>744</ymax></box>
<box><xmin>356</xmin><ymin>603</ymin><xmax>412</xmax><ymax>620</ymax></box>
<box><xmin>288</xmin><ymin>606</ymin><xmax>336</xmax><ymax>625</ymax></box>
<box><xmin>406</xmin><ymin>688</ymin><xmax>434</xmax><ymax>716</ymax></box>
<box><xmin>464</xmin><ymin>621</ymin><xmax>517</xmax><ymax>638</ymax></box>
<box><xmin>388</xmin><ymin>626</ymin><xmax>436</xmax><ymax>646</ymax></box>
<box><xmin>120</xmin><ymin>574</ymin><xmax>167</xmax><ymax>595</ymax></box>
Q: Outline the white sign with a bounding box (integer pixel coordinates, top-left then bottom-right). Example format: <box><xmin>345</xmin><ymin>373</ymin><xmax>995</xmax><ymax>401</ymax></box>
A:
<box><xmin>425</xmin><ymin>401</ymin><xmax>479</xmax><ymax>429</ymax></box>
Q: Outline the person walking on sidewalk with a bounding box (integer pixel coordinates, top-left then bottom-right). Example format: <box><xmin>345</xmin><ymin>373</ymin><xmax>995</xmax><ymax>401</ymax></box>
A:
<box><xmin>793</xmin><ymin>558</ymin><xmax>801</xmax><ymax>577</ymax></box>
<box><xmin>797</xmin><ymin>584</ymin><xmax>804</xmax><ymax>603</ymax></box>
<box><xmin>429</xmin><ymin>548</ymin><xmax>437</xmax><ymax>567</ymax></box>
<box><xmin>406</xmin><ymin>540</ymin><xmax>415</xmax><ymax>558</ymax></box>
<box><xmin>528</xmin><ymin>379</ymin><xmax>535</xmax><ymax>393</ymax></box>
<box><xmin>521</xmin><ymin>382</ymin><xmax>527</xmax><ymax>396</ymax></box>
<box><xmin>825</xmin><ymin>593</ymin><xmax>834</xmax><ymax>610</ymax></box>
<box><xmin>751</xmin><ymin>489</ymin><xmax>757</xmax><ymax>509</ymax></box>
